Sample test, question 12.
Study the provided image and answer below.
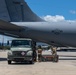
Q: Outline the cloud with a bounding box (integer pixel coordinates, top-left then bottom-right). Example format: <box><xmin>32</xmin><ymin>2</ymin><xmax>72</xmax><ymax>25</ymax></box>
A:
<box><xmin>70</xmin><ymin>10</ymin><xmax>76</xmax><ymax>14</ymax></box>
<box><xmin>42</xmin><ymin>15</ymin><xmax>76</xmax><ymax>22</ymax></box>
<box><xmin>42</xmin><ymin>15</ymin><xmax>65</xmax><ymax>22</ymax></box>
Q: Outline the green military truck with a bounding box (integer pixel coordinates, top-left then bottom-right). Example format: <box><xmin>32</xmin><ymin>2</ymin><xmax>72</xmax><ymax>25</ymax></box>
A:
<box><xmin>7</xmin><ymin>38</ymin><xmax>36</xmax><ymax>64</ymax></box>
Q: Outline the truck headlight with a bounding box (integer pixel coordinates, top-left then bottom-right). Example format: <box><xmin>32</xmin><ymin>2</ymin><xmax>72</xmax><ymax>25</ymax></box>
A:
<box><xmin>27</xmin><ymin>51</ymin><xmax>33</xmax><ymax>56</ymax></box>
<box><xmin>8</xmin><ymin>51</ymin><xmax>13</xmax><ymax>55</ymax></box>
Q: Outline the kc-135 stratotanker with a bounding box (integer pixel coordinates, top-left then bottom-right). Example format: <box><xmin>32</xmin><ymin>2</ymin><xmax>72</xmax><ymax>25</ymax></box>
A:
<box><xmin>0</xmin><ymin>0</ymin><xmax>76</xmax><ymax>48</ymax></box>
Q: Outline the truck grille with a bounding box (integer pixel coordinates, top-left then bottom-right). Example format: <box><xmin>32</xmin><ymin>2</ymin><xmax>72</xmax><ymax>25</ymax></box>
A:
<box><xmin>13</xmin><ymin>51</ymin><xmax>26</xmax><ymax>57</ymax></box>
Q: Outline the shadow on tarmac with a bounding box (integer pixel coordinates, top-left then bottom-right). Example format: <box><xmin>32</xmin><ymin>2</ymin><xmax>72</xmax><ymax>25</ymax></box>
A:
<box><xmin>59</xmin><ymin>55</ymin><xmax>76</xmax><ymax>57</ymax></box>
<box><xmin>59</xmin><ymin>58</ymin><xmax>76</xmax><ymax>60</ymax></box>
<box><xmin>11</xmin><ymin>62</ymin><xmax>35</xmax><ymax>65</ymax></box>
<box><xmin>11</xmin><ymin>63</ymin><xmax>34</xmax><ymax>65</ymax></box>
<box><xmin>0</xmin><ymin>58</ymin><xmax>7</xmax><ymax>61</ymax></box>
<box><xmin>59</xmin><ymin>55</ymin><xmax>76</xmax><ymax>60</ymax></box>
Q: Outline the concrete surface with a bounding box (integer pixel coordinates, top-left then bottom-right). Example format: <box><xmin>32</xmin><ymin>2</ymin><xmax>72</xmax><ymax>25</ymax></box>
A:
<box><xmin>0</xmin><ymin>50</ymin><xmax>76</xmax><ymax>75</ymax></box>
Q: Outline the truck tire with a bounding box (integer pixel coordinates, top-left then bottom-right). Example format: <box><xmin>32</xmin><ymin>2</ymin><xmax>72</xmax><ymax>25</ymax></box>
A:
<box><xmin>29</xmin><ymin>60</ymin><xmax>34</xmax><ymax>64</ymax></box>
<box><xmin>8</xmin><ymin>60</ymin><xmax>11</xmax><ymax>64</ymax></box>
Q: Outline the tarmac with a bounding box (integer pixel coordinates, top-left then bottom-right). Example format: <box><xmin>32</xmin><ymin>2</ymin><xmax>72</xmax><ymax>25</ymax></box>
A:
<box><xmin>0</xmin><ymin>50</ymin><xmax>76</xmax><ymax>75</ymax></box>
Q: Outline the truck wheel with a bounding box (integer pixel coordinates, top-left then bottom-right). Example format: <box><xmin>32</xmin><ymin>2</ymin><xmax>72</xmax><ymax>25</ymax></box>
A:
<box><xmin>29</xmin><ymin>61</ymin><xmax>34</xmax><ymax>64</ymax></box>
<box><xmin>8</xmin><ymin>60</ymin><xmax>11</xmax><ymax>64</ymax></box>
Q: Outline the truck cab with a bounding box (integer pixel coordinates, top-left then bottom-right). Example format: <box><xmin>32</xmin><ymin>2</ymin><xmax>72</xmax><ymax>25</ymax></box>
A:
<box><xmin>7</xmin><ymin>38</ymin><xmax>36</xmax><ymax>64</ymax></box>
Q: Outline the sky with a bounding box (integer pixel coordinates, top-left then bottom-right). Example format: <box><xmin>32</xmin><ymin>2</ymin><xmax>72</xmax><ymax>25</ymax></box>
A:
<box><xmin>0</xmin><ymin>0</ymin><xmax>76</xmax><ymax>43</ymax></box>
<box><xmin>25</xmin><ymin>0</ymin><xmax>76</xmax><ymax>22</ymax></box>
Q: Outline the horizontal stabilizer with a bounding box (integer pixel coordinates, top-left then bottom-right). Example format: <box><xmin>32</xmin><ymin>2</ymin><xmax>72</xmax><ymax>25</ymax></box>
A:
<box><xmin>0</xmin><ymin>19</ymin><xmax>24</xmax><ymax>31</ymax></box>
<box><xmin>0</xmin><ymin>19</ymin><xmax>24</xmax><ymax>37</ymax></box>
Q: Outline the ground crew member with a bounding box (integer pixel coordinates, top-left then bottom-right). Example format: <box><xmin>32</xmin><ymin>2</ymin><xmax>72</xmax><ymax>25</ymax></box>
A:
<box><xmin>51</xmin><ymin>46</ymin><xmax>58</xmax><ymax>62</ymax></box>
<box><xmin>51</xmin><ymin>46</ymin><xmax>57</xmax><ymax>55</ymax></box>
<box><xmin>37</xmin><ymin>45</ymin><xmax>43</xmax><ymax>62</ymax></box>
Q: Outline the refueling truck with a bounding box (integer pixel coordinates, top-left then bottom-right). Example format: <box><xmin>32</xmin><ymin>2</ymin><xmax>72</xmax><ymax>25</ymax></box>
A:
<box><xmin>7</xmin><ymin>38</ymin><xmax>36</xmax><ymax>64</ymax></box>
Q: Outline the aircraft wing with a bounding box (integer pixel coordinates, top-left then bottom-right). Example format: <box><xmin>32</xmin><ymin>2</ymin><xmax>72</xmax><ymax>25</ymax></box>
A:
<box><xmin>0</xmin><ymin>20</ymin><xmax>24</xmax><ymax>37</ymax></box>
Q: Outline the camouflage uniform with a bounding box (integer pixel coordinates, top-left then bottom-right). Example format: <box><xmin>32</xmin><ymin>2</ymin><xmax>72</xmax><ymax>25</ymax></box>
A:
<box><xmin>37</xmin><ymin>46</ymin><xmax>42</xmax><ymax>62</ymax></box>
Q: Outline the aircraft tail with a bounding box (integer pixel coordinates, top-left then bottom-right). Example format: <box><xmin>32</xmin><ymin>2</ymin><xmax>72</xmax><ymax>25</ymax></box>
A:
<box><xmin>0</xmin><ymin>0</ymin><xmax>44</xmax><ymax>22</ymax></box>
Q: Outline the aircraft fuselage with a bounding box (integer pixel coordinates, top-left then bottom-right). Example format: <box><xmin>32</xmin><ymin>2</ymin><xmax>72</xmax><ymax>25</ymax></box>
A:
<box><xmin>12</xmin><ymin>21</ymin><xmax>76</xmax><ymax>47</ymax></box>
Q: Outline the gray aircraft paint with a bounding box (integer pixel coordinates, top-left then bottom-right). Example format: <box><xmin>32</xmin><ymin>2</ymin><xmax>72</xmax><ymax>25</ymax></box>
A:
<box><xmin>0</xmin><ymin>0</ymin><xmax>44</xmax><ymax>22</ymax></box>
<box><xmin>11</xmin><ymin>21</ymin><xmax>76</xmax><ymax>47</ymax></box>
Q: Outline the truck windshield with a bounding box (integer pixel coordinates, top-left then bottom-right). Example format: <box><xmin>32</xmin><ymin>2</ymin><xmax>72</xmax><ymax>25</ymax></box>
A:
<box><xmin>11</xmin><ymin>40</ymin><xmax>31</xmax><ymax>47</ymax></box>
